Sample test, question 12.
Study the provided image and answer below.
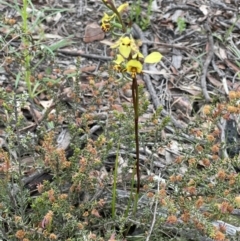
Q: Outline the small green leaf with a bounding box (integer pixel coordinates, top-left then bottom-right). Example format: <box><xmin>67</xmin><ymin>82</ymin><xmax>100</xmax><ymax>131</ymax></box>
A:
<box><xmin>49</xmin><ymin>39</ymin><xmax>73</xmax><ymax>52</ymax></box>
<box><xmin>144</xmin><ymin>52</ymin><xmax>162</xmax><ymax>64</ymax></box>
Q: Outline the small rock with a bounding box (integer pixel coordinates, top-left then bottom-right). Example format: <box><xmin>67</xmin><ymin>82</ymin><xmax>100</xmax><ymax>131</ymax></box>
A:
<box><xmin>124</xmin><ymin>89</ymin><xmax>132</xmax><ymax>98</ymax></box>
<box><xmin>83</xmin><ymin>22</ymin><xmax>105</xmax><ymax>43</ymax></box>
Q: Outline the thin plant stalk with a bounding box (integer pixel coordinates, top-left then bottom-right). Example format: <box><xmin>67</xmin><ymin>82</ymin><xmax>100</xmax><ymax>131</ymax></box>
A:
<box><xmin>131</xmin><ymin>75</ymin><xmax>140</xmax><ymax>215</ymax></box>
<box><xmin>123</xmin><ymin>75</ymin><xmax>140</xmax><ymax>236</ymax></box>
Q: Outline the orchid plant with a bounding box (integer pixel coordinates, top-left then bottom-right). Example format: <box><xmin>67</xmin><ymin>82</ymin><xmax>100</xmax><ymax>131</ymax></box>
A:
<box><xmin>101</xmin><ymin>0</ymin><xmax>162</xmax><ymax>216</ymax></box>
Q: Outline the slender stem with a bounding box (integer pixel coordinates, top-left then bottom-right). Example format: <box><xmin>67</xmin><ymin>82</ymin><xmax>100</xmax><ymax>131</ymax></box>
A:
<box><xmin>131</xmin><ymin>76</ymin><xmax>140</xmax><ymax>215</ymax></box>
<box><xmin>132</xmin><ymin>76</ymin><xmax>140</xmax><ymax>193</ymax></box>
<box><xmin>114</xmin><ymin>11</ymin><xmax>126</xmax><ymax>33</ymax></box>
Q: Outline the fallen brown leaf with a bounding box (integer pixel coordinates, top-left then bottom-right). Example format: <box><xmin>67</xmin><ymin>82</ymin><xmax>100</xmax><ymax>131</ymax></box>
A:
<box><xmin>80</xmin><ymin>65</ymin><xmax>96</xmax><ymax>73</ymax></box>
<box><xmin>224</xmin><ymin>59</ymin><xmax>240</xmax><ymax>73</ymax></box>
<box><xmin>207</xmin><ymin>74</ymin><xmax>222</xmax><ymax>87</ymax></box>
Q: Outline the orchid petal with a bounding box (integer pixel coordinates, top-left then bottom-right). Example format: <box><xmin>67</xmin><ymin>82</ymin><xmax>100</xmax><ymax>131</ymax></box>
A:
<box><xmin>117</xmin><ymin>3</ymin><xmax>129</xmax><ymax>13</ymax></box>
<box><xmin>114</xmin><ymin>54</ymin><xmax>125</xmax><ymax>64</ymax></box>
<box><xmin>144</xmin><ymin>52</ymin><xmax>163</xmax><ymax>64</ymax></box>
<box><xmin>126</xmin><ymin>60</ymin><xmax>143</xmax><ymax>74</ymax></box>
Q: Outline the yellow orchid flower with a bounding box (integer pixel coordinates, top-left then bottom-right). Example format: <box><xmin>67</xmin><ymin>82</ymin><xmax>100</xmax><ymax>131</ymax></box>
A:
<box><xmin>111</xmin><ymin>36</ymin><xmax>135</xmax><ymax>59</ymax></box>
<box><xmin>112</xmin><ymin>64</ymin><xmax>123</xmax><ymax>72</ymax></box>
<box><xmin>126</xmin><ymin>60</ymin><xmax>143</xmax><ymax>77</ymax></box>
<box><xmin>101</xmin><ymin>12</ymin><xmax>115</xmax><ymax>32</ymax></box>
<box><xmin>112</xmin><ymin>55</ymin><xmax>125</xmax><ymax>73</ymax></box>
<box><xmin>101</xmin><ymin>2</ymin><xmax>128</xmax><ymax>32</ymax></box>
<box><xmin>111</xmin><ymin>36</ymin><xmax>163</xmax><ymax>77</ymax></box>
<box><xmin>101</xmin><ymin>22</ymin><xmax>111</xmax><ymax>32</ymax></box>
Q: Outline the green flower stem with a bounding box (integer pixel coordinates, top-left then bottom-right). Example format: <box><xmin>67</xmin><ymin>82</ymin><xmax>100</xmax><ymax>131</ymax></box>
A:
<box><xmin>132</xmin><ymin>75</ymin><xmax>140</xmax><ymax>215</ymax></box>
<box><xmin>101</xmin><ymin>0</ymin><xmax>114</xmax><ymax>11</ymax></box>
<box><xmin>114</xmin><ymin>11</ymin><xmax>126</xmax><ymax>33</ymax></box>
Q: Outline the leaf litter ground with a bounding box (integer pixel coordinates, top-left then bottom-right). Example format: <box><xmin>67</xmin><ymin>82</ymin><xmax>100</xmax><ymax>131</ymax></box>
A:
<box><xmin>1</xmin><ymin>0</ymin><xmax>240</xmax><ymax>240</ymax></box>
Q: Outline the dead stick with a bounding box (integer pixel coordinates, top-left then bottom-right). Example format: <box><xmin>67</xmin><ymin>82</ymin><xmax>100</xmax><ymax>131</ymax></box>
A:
<box><xmin>57</xmin><ymin>49</ymin><xmax>113</xmax><ymax>61</ymax></box>
<box><xmin>142</xmin><ymin>40</ymin><xmax>190</xmax><ymax>50</ymax></box>
<box><xmin>201</xmin><ymin>21</ymin><xmax>213</xmax><ymax>102</ymax></box>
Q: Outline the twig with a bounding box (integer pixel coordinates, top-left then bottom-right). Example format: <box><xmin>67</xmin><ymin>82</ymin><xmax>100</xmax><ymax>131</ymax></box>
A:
<box><xmin>166</xmin><ymin>4</ymin><xmax>204</xmax><ymax>15</ymax></box>
<box><xmin>218</xmin><ymin>119</ymin><xmax>228</xmax><ymax>159</ymax></box>
<box><xmin>57</xmin><ymin>49</ymin><xmax>113</xmax><ymax>61</ymax></box>
<box><xmin>210</xmin><ymin>0</ymin><xmax>238</xmax><ymax>11</ymax></box>
<box><xmin>200</xmin><ymin>21</ymin><xmax>213</xmax><ymax>102</ymax></box>
<box><xmin>172</xmin><ymin>30</ymin><xmax>196</xmax><ymax>43</ymax></box>
<box><xmin>212</xmin><ymin>57</ymin><xmax>229</xmax><ymax>94</ymax></box>
<box><xmin>212</xmin><ymin>58</ymin><xmax>225</xmax><ymax>78</ymax></box>
<box><xmin>142</xmin><ymin>40</ymin><xmax>190</xmax><ymax>50</ymax></box>
<box><xmin>233</xmin><ymin>71</ymin><xmax>240</xmax><ymax>83</ymax></box>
